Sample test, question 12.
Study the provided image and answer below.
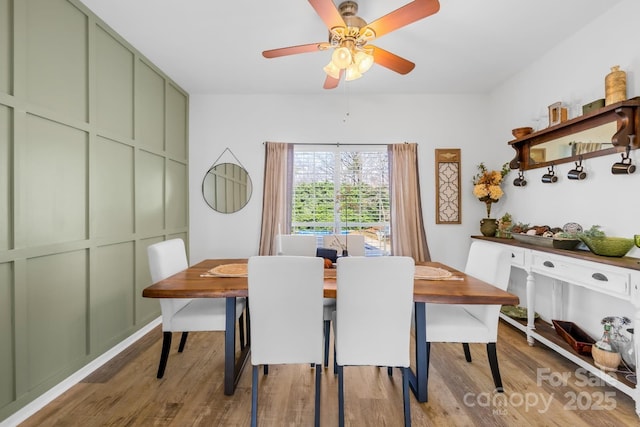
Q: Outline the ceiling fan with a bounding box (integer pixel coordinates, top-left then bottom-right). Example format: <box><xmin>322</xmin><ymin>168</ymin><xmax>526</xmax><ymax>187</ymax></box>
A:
<box><xmin>262</xmin><ymin>0</ymin><xmax>440</xmax><ymax>89</ymax></box>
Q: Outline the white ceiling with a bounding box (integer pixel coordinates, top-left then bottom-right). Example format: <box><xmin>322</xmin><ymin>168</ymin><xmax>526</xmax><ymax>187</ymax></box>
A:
<box><xmin>79</xmin><ymin>0</ymin><xmax>621</xmax><ymax>95</ymax></box>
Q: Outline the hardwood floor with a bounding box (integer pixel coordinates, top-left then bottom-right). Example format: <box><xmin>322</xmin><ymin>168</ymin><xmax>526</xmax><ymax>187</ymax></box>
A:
<box><xmin>20</xmin><ymin>321</ymin><xmax>639</xmax><ymax>426</ymax></box>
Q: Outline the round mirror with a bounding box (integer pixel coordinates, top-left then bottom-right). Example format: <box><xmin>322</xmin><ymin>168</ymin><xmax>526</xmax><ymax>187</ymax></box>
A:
<box><xmin>202</xmin><ymin>163</ymin><xmax>252</xmax><ymax>213</ymax></box>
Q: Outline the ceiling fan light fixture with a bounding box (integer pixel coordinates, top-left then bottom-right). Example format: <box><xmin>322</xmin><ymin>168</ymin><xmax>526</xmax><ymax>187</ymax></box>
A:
<box><xmin>331</xmin><ymin>46</ymin><xmax>352</xmax><ymax>69</ymax></box>
<box><xmin>262</xmin><ymin>0</ymin><xmax>441</xmax><ymax>89</ymax></box>
<box><xmin>345</xmin><ymin>64</ymin><xmax>362</xmax><ymax>81</ymax></box>
<box><xmin>354</xmin><ymin>50</ymin><xmax>374</xmax><ymax>73</ymax></box>
<box><xmin>323</xmin><ymin>61</ymin><xmax>341</xmax><ymax>79</ymax></box>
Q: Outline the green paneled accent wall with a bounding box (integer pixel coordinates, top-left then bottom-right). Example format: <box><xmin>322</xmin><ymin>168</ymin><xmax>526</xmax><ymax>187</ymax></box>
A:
<box><xmin>167</xmin><ymin>160</ymin><xmax>188</xmax><ymax>229</ymax></box>
<box><xmin>136</xmin><ymin>151</ymin><xmax>166</xmax><ymax>234</ymax></box>
<box><xmin>26</xmin><ymin>0</ymin><xmax>88</xmax><ymax>121</ymax></box>
<box><xmin>26</xmin><ymin>251</ymin><xmax>88</xmax><ymax>387</ymax></box>
<box><xmin>94</xmin><ymin>136</ymin><xmax>134</xmax><ymax>237</ymax></box>
<box><xmin>166</xmin><ymin>83</ymin><xmax>188</xmax><ymax>159</ymax></box>
<box><xmin>0</xmin><ymin>0</ymin><xmax>11</xmax><ymax>94</ymax></box>
<box><xmin>135</xmin><ymin>60</ymin><xmax>165</xmax><ymax>151</ymax></box>
<box><xmin>95</xmin><ymin>26</ymin><xmax>134</xmax><ymax>139</ymax></box>
<box><xmin>0</xmin><ymin>105</ymin><xmax>9</xmax><ymax>251</ymax></box>
<box><xmin>24</xmin><ymin>115</ymin><xmax>88</xmax><ymax>247</ymax></box>
<box><xmin>0</xmin><ymin>0</ymin><xmax>189</xmax><ymax>421</ymax></box>
<box><xmin>0</xmin><ymin>262</ymin><xmax>14</xmax><ymax>409</ymax></box>
<box><xmin>93</xmin><ymin>242</ymin><xmax>135</xmax><ymax>350</ymax></box>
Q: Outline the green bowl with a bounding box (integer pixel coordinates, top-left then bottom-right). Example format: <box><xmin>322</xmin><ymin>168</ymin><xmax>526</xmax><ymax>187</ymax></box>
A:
<box><xmin>579</xmin><ymin>236</ymin><xmax>634</xmax><ymax>257</ymax></box>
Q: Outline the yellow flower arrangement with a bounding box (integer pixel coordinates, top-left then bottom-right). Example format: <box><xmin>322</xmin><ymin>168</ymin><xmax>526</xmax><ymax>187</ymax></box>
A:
<box><xmin>473</xmin><ymin>162</ymin><xmax>510</xmax><ymax>217</ymax></box>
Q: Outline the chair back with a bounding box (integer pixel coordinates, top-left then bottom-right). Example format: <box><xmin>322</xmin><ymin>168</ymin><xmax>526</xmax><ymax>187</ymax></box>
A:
<box><xmin>148</xmin><ymin>238</ymin><xmax>189</xmax><ymax>283</ymax></box>
<box><xmin>278</xmin><ymin>234</ymin><xmax>317</xmax><ymax>256</ymax></box>
<box><xmin>463</xmin><ymin>240</ymin><xmax>512</xmax><ymax>338</ymax></box>
<box><xmin>147</xmin><ymin>238</ymin><xmax>191</xmax><ymax>326</ymax></box>
<box><xmin>248</xmin><ymin>256</ymin><xmax>325</xmax><ymax>365</ymax></box>
<box><xmin>323</xmin><ymin>234</ymin><xmax>365</xmax><ymax>256</ymax></box>
<box><xmin>335</xmin><ymin>256</ymin><xmax>415</xmax><ymax>367</ymax></box>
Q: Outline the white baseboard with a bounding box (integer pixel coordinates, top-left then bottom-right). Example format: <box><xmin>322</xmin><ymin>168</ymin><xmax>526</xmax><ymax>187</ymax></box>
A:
<box><xmin>0</xmin><ymin>318</ymin><xmax>161</xmax><ymax>427</ymax></box>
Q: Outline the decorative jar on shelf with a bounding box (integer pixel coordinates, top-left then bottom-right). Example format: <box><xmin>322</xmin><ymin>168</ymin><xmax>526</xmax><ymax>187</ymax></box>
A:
<box><xmin>605</xmin><ymin>65</ymin><xmax>626</xmax><ymax>106</ymax></box>
<box><xmin>480</xmin><ymin>218</ymin><xmax>498</xmax><ymax>237</ymax></box>
<box><xmin>592</xmin><ymin>321</ymin><xmax>622</xmax><ymax>371</ymax></box>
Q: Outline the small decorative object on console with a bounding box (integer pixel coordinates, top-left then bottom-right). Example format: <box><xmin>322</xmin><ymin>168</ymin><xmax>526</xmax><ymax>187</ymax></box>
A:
<box><xmin>548</xmin><ymin>102</ymin><xmax>568</xmax><ymax>126</ymax></box>
<box><xmin>578</xmin><ymin>226</ymin><xmax>634</xmax><ymax>257</ymax></box>
<box><xmin>582</xmin><ymin>98</ymin><xmax>605</xmax><ymax>115</ymax></box>
<box><xmin>592</xmin><ymin>321</ymin><xmax>621</xmax><ymax>371</ymax></box>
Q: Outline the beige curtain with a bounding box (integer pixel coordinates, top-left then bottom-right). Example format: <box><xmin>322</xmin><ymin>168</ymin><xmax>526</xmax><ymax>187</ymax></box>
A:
<box><xmin>258</xmin><ymin>142</ymin><xmax>293</xmax><ymax>255</ymax></box>
<box><xmin>388</xmin><ymin>143</ymin><xmax>431</xmax><ymax>261</ymax></box>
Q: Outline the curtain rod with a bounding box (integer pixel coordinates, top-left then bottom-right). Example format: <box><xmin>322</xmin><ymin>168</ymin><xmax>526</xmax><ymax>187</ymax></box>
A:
<box><xmin>262</xmin><ymin>142</ymin><xmax>409</xmax><ymax>146</ymax></box>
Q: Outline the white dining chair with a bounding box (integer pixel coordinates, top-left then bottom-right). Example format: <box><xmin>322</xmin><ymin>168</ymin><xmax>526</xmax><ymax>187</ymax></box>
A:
<box><xmin>424</xmin><ymin>240</ymin><xmax>511</xmax><ymax>393</ymax></box>
<box><xmin>147</xmin><ymin>238</ymin><xmax>246</xmax><ymax>378</ymax></box>
<box><xmin>248</xmin><ymin>255</ymin><xmax>325</xmax><ymax>427</ymax></box>
<box><xmin>333</xmin><ymin>256</ymin><xmax>415</xmax><ymax>427</ymax></box>
<box><xmin>322</xmin><ymin>234</ymin><xmax>365</xmax><ymax>257</ymax></box>
<box><xmin>278</xmin><ymin>234</ymin><xmax>317</xmax><ymax>256</ymax></box>
<box><xmin>278</xmin><ymin>234</ymin><xmax>334</xmax><ymax>368</ymax></box>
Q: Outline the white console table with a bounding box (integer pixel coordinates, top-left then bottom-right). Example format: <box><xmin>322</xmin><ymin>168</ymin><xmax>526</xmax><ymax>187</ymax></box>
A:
<box><xmin>473</xmin><ymin>236</ymin><xmax>640</xmax><ymax>415</ymax></box>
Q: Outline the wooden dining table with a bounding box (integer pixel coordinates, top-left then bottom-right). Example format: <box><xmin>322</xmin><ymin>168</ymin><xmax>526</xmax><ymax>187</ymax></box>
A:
<box><xmin>142</xmin><ymin>258</ymin><xmax>519</xmax><ymax>403</ymax></box>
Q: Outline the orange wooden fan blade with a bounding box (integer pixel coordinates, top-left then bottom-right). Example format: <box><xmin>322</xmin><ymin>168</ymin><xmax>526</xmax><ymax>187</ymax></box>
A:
<box><xmin>262</xmin><ymin>43</ymin><xmax>326</xmax><ymax>58</ymax></box>
<box><xmin>371</xmin><ymin>46</ymin><xmax>415</xmax><ymax>75</ymax></box>
<box><xmin>323</xmin><ymin>71</ymin><xmax>342</xmax><ymax>90</ymax></box>
<box><xmin>365</xmin><ymin>0</ymin><xmax>440</xmax><ymax>39</ymax></box>
<box><xmin>308</xmin><ymin>0</ymin><xmax>346</xmax><ymax>29</ymax></box>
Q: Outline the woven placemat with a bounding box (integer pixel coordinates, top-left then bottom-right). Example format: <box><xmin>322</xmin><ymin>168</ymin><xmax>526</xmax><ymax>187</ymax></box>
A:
<box><xmin>414</xmin><ymin>265</ymin><xmax>453</xmax><ymax>280</ymax></box>
<box><xmin>208</xmin><ymin>263</ymin><xmax>248</xmax><ymax>277</ymax></box>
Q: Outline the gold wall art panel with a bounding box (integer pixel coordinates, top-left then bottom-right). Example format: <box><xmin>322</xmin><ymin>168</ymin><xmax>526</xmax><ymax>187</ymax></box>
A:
<box><xmin>435</xmin><ymin>148</ymin><xmax>461</xmax><ymax>224</ymax></box>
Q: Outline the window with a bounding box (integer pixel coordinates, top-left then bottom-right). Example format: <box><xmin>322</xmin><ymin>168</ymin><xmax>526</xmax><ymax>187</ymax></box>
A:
<box><xmin>291</xmin><ymin>146</ymin><xmax>390</xmax><ymax>256</ymax></box>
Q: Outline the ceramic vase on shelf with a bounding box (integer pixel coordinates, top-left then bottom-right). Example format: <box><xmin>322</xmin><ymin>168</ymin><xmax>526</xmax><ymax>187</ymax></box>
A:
<box><xmin>480</xmin><ymin>218</ymin><xmax>498</xmax><ymax>237</ymax></box>
<box><xmin>479</xmin><ymin>200</ymin><xmax>498</xmax><ymax>237</ymax></box>
<box><xmin>605</xmin><ymin>65</ymin><xmax>626</xmax><ymax>106</ymax></box>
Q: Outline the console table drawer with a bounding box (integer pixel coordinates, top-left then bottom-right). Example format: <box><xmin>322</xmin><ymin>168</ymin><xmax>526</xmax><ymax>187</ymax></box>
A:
<box><xmin>508</xmin><ymin>247</ymin><xmax>526</xmax><ymax>267</ymax></box>
<box><xmin>531</xmin><ymin>253</ymin><xmax>630</xmax><ymax>297</ymax></box>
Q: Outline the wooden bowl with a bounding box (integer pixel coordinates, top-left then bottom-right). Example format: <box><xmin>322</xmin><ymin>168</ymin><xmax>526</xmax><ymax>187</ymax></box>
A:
<box><xmin>512</xmin><ymin>127</ymin><xmax>533</xmax><ymax>138</ymax></box>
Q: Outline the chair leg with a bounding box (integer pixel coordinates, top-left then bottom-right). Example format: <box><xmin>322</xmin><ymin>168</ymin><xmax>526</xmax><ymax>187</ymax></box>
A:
<box><xmin>314</xmin><ymin>364</ymin><xmax>321</xmax><ymax>427</ymax></box>
<box><xmin>251</xmin><ymin>365</ymin><xmax>259</xmax><ymax>427</ymax></box>
<box><xmin>462</xmin><ymin>343</ymin><xmax>472</xmax><ymax>362</ymax></box>
<box><xmin>324</xmin><ymin>320</ymin><xmax>331</xmax><ymax>367</ymax></box>
<box><xmin>487</xmin><ymin>343</ymin><xmax>504</xmax><ymax>392</ymax></box>
<box><xmin>333</xmin><ymin>343</ymin><xmax>337</xmax><ymax>375</ymax></box>
<box><xmin>387</xmin><ymin>367</ymin><xmax>393</xmax><ymax>377</ymax></box>
<box><xmin>337</xmin><ymin>365</ymin><xmax>345</xmax><ymax>427</ymax></box>
<box><xmin>178</xmin><ymin>332</ymin><xmax>188</xmax><ymax>353</ymax></box>
<box><xmin>402</xmin><ymin>367</ymin><xmax>411</xmax><ymax>427</ymax></box>
<box><xmin>157</xmin><ymin>332</ymin><xmax>172</xmax><ymax>379</ymax></box>
<box><xmin>263</xmin><ymin>365</ymin><xmax>268</xmax><ymax>375</ymax></box>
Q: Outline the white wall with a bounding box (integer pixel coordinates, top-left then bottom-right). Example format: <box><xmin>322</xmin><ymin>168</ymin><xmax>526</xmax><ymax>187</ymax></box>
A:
<box><xmin>488</xmin><ymin>0</ymin><xmax>640</xmax><ymax>335</ymax></box>
<box><xmin>189</xmin><ymin>93</ymin><xmax>501</xmax><ymax>270</ymax></box>
<box><xmin>489</xmin><ymin>0</ymin><xmax>640</xmax><ymax>255</ymax></box>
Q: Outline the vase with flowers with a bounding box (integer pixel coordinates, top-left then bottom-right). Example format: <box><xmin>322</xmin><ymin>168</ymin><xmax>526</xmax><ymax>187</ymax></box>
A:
<box><xmin>473</xmin><ymin>162</ymin><xmax>510</xmax><ymax>236</ymax></box>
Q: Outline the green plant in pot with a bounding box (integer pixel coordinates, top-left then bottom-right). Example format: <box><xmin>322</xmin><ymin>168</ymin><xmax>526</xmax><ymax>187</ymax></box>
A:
<box><xmin>578</xmin><ymin>225</ymin><xmax>634</xmax><ymax>257</ymax></box>
<box><xmin>496</xmin><ymin>212</ymin><xmax>513</xmax><ymax>238</ymax></box>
